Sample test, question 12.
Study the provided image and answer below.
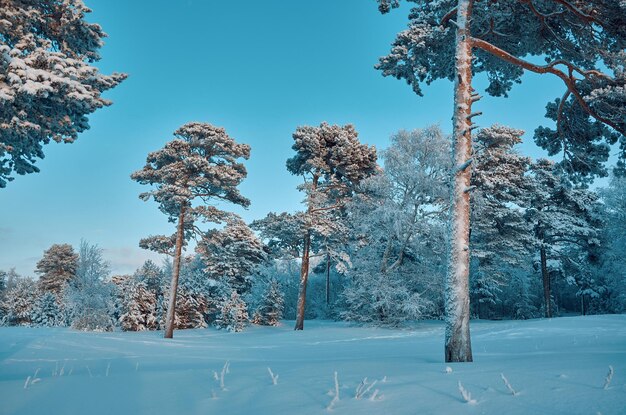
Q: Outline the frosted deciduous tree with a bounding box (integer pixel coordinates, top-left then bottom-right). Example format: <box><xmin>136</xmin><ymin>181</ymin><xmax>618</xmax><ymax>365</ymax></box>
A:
<box><xmin>65</xmin><ymin>241</ymin><xmax>115</xmax><ymax>331</ymax></box>
<box><xmin>343</xmin><ymin>127</ymin><xmax>450</xmax><ymax>325</ymax></box>
<box><xmin>287</xmin><ymin>122</ymin><xmax>377</xmax><ymax>330</ymax></box>
<box><xmin>35</xmin><ymin>243</ymin><xmax>78</xmax><ymax>294</ymax></box>
<box><xmin>0</xmin><ymin>0</ymin><xmax>126</xmax><ymax>187</ymax></box>
<box><xmin>131</xmin><ymin>122</ymin><xmax>250</xmax><ymax>338</ymax></box>
<box><xmin>376</xmin><ymin>0</ymin><xmax>626</xmax><ymax>362</ymax></box>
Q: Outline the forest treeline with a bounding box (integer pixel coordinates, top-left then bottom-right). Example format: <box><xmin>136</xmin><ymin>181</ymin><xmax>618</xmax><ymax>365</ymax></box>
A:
<box><xmin>1</xmin><ymin>124</ymin><xmax>625</xmax><ymax>332</ymax></box>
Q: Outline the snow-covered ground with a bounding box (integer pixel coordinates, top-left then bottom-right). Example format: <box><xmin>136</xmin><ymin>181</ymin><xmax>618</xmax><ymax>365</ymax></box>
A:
<box><xmin>1</xmin><ymin>315</ymin><xmax>624</xmax><ymax>415</ymax></box>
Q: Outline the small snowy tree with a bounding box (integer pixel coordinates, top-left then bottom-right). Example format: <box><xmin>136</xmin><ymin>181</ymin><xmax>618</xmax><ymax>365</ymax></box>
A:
<box><xmin>0</xmin><ymin>275</ymin><xmax>36</xmax><ymax>326</ymax></box>
<box><xmin>35</xmin><ymin>243</ymin><xmax>78</xmax><ymax>295</ymax></box>
<box><xmin>287</xmin><ymin>122</ymin><xmax>378</xmax><ymax>330</ymax></box>
<box><xmin>118</xmin><ymin>279</ymin><xmax>158</xmax><ymax>331</ymax></box>
<box><xmin>131</xmin><ymin>122</ymin><xmax>251</xmax><ymax>338</ymax></box>
<box><xmin>252</xmin><ymin>279</ymin><xmax>284</xmax><ymax>326</ymax></box>
<box><xmin>65</xmin><ymin>241</ymin><xmax>115</xmax><ymax>331</ymax></box>
<box><xmin>31</xmin><ymin>291</ymin><xmax>63</xmax><ymax>327</ymax></box>
<box><xmin>215</xmin><ymin>290</ymin><xmax>249</xmax><ymax>332</ymax></box>
<box><xmin>0</xmin><ymin>0</ymin><xmax>126</xmax><ymax>187</ymax></box>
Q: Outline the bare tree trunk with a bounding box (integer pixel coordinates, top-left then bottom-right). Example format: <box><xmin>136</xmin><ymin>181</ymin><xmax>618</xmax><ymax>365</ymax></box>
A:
<box><xmin>540</xmin><ymin>245</ymin><xmax>552</xmax><ymax>318</ymax></box>
<box><xmin>294</xmin><ymin>230</ymin><xmax>311</xmax><ymax>330</ymax></box>
<box><xmin>445</xmin><ymin>0</ymin><xmax>474</xmax><ymax>363</ymax></box>
<box><xmin>325</xmin><ymin>251</ymin><xmax>331</xmax><ymax>306</ymax></box>
<box><xmin>164</xmin><ymin>206</ymin><xmax>185</xmax><ymax>339</ymax></box>
<box><xmin>295</xmin><ymin>175</ymin><xmax>319</xmax><ymax>331</ymax></box>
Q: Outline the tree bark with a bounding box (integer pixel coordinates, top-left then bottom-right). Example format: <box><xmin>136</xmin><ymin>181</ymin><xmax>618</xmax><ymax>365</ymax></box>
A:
<box><xmin>445</xmin><ymin>0</ymin><xmax>474</xmax><ymax>363</ymax></box>
<box><xmin>164</xmin><ymin>205</ymin><xmax>185</xmax><ymax>339</ymax></box>
<box><xmin>325</xmin><ymin>251</ymin><xmax>331</xmax><ymax>306</ymax></box>
<box><xmin>540</xmin><ymin>245</ymin><xmax>552</xmax><ymax>318</ymax></box>
<box><xmin>295</xmin><ymin>175</ymin><xmax>319</xmax><ymax>330</ymax></box>
<box><xmin>294</xmin><ymin>230</ymin><xmax>311</xmax><ymax>330</ymax></box>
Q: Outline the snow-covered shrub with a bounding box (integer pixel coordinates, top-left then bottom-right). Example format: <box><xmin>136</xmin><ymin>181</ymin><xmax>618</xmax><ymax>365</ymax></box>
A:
<box><xmin>252</xmin><ymin>279</ymin><xmax>284</xmax><ymax>326</ymax></box>
<box><xmin>215</xmin><ymin>291</ymin><xmax>249</xmax><ymax>332</ymax></box>
<box><xmin>31</xmin><ymin>292</ymin><xmax>64</xmax><ymax>327</ymax></box>
<box><xmin>0</xmin><ymin>277</ymin><xmax>37</xmax><ymax>326</ymax></box>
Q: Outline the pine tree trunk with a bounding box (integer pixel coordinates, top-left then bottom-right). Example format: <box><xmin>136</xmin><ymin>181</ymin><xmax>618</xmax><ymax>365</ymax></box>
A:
<box><xmin>445</xmin><ymin>0</ymin><xmax>474</xmax><ymax>363</ymax></box>
<box><xmin>540</xmin><ymin>245</ymin><xmax>552</xmax><ymax>318</ymax></box>
<box><xmin>325</xmin><ymin>251</ymin><xmax>331</xmax><ymax>306</ymax></box>
<box><xmin>295</xmin><ymin>175</ymin><xmax>319</xmax><ymax>331</ymax></box>
<box><xmin>164</xmin><ymin>206</ymin><xmax>185</xmax><ymax>339</ymax></box>
<box><xmin>294</xmin><ymin>230</ymin><xmax>311</xmax><ymax>330</ymax></box>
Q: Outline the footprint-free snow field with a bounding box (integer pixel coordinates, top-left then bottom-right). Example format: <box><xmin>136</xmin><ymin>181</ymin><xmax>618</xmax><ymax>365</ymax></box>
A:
<box><xmin>1</xmin><ymin>315</ymin><xmax>625</xmax><ymax>415</ymax></box>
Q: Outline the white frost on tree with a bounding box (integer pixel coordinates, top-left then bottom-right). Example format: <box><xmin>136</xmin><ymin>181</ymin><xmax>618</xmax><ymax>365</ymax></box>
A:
<box><xmin>0</xmin><ymin>0</ymin><xmax>126</xmax><ymax>187</ymax></box>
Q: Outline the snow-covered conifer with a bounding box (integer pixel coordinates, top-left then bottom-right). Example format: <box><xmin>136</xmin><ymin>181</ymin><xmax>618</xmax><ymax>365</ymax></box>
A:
<box><xmin>0</xmin><ymin>0</ymin><xmax>126</xmax><ymax>187</ymax></box>
<box><xmin>198</xmin><ymin>218</ymin><xmax>266</xmax><ymax>295</ymax></box>
<box><xmin>286</xmin><ymin>122</ymin><xmax>378</xmax><ymax>330</ymax></box>
<box><xmin>0</xmin><ymin>275</ymin><xmax>36</xmax><ymax>326</ymax></box>
<box><xmin>252</xmin><ymin>279</ymin><xmax>284</xmax><ymax>326</ymax></box>
<box><xmin>131</xmin><ymin>122</ymin><xmax>251</xmax><ymax>338</ymax></box>
<box><xmin>118</xmin><ymin>279</ymin><xmax>158</xmax><ymax>331</ymax></box>
<box><xmin>31</xmin><ymin>291</ymin><xmax>63</xmax><ymax>327</ymax></box>
<box><xmin>215</xmin><ymin>290</ymin><xmax>249</xmax><ymax>332</ymax></box>
<box><xmin>35</xmin><ymin>244</ymin><xmax>78</xmax><ymax>295</ymax></box>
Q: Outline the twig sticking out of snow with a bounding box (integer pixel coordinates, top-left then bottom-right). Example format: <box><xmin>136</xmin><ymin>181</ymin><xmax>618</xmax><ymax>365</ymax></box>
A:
<box><xmin>24</xmin><ymin>369</ymin><xmax>41</xmax><ymax>389</ymax></box>
<box><xmin>214</xmin><ymin>361</ymin><xmax>230</xmax><ymax>390</ymax></box>
<box><xmin>327</xmin><ymin>371</ymin><xmax>340</xmax><ymax>411</ymax></box>
<box><xmin>370</xmin><ymin>389</ymin><xmax>381</xmax><ymax>401</ymax></box>
<box><xmin>501</xmin><ymin>373</ymin><xmax>517</xmax><ymax>396</ymax></box>
<box><xmin>135</xmin><ymin>362</ymin><xmax>139</xmax><ymax>372</ymax></box>
<box><xmin>106</xmin><ymin>362</ymin><xmax>111</xmax><ymax>377</ymax></box>
<box><xmin>85</xmin><ymin>365</ymin><xmax>93</xmax><ymax>378</ymax></box>
<box><xmin>458</xmin><ymin>381</ymin><xmax>477</xmax><ymax>404</ymax></box>
<box><xmin>355</xmin><ymin>377</ymin><xmax>378</xmax><ymax>399</ymax></box>
<box><xmin>603</xmin><ymin>366</ymin><xmax>614</xmax><ymax>390</ymax></box>
<box><xmin>267</xmin><ymin>367</ymin><xmax>279</xmax><ymax>385</ymax></box>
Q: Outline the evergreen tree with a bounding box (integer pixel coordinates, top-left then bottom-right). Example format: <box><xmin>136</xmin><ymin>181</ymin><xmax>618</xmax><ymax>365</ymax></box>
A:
<box><xmin>527</xmin><ymin>160</ymin><xmax>602</xmax><ymax>317</ymax></box>
<box><xmin>131</xmin><ymin>122</ymin><xmax>251</xmax><ymax>338</ymax></box>
<box><xmin>35</xmin><ymin>243</ymin><xmax>78</xmax><ymax>294</ymax></box>
<box><xmin>0</xmin><ymin>275</ymin><xmax>36</xmax><ymax>326</ymax></box>
<box><xmin>0</xmin><ymin>0</ymin><xmax>126</xmax><ymax>187</ymax></box>
<box><xmin>470</xmin><ymin>126</ymin><xmax>534</xmax><ymax>318</ymax></box>
<box><xmin>197</xmin><ymin>218</ymin><xmax>267</xmax><ymax>295</ymax></box>
<box><xmin>376</xmin><ymin>0</ymin><xmax>626</xmax><ymax>362</ymax></box>
<box><xmin>215</xmin><ymin>290</ymin><xmax>249</xmax><ymax>332</ymax></box>
<box><xmin>252</xmin><ymin>279</ymin><xmax>284</xmax><ymax>326</ymax></box>
<box><xmin>286</xmin><ymin>122</ymin><xmax>378</xmax><ymax>330</ymax></box>
<box><xmin>31</xmin><ymin>291</ymin><xmax>63</xmax><ymax>327</ymax></box>
<box><xmin>118</xmin><ymin>279</ymin><xmax>158</xmax><ymax>331</ymax></box>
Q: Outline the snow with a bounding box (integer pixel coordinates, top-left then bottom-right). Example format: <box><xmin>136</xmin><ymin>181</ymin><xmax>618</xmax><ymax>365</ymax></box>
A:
<box><xmin>1</xmin><ymin>315</ymin><xmax>625</xmax><ymax>414</ymax></box>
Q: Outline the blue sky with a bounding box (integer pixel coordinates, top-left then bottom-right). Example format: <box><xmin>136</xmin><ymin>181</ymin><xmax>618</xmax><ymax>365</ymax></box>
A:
<box><xmin>0</xmin><ymin>0</ymin><xmax>568</xmax><ymax>276</ymax></box>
